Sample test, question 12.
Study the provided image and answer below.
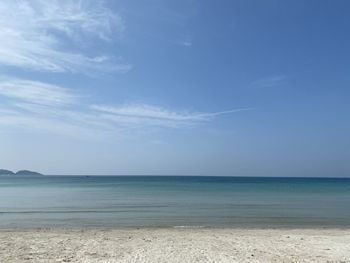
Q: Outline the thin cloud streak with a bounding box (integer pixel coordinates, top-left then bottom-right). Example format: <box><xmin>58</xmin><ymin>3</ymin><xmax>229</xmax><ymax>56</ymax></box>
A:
<box><xmin>192</xmin><ymin>108</ymin><xmax>256</xmax><ymax>119</ymax></box>
<box><xmin>0</xmin><ymin>79</ymin><xmax>76</xmax><ymax>106</ymax></box>
<box><xmin>91</xmin><ymin>104</ymin><xmax>254</xmax><ymax>122</ymax></box>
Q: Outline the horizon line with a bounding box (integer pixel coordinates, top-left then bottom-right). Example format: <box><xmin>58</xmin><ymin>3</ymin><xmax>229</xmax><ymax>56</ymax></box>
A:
<box><xmin>38</xmin><ymin>174</ymin><xmax>350</xmax><ymax>178</ymax></box>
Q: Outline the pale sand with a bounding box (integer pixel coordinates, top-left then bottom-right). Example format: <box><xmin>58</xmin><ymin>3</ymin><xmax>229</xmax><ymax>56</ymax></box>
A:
<box><xmin>0</xmin><ymin>228</ymin><xmax>349</xmax><ymax>263</ymax></box>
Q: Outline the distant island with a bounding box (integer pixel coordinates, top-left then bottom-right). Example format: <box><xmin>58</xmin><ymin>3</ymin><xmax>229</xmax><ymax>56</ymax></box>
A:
<box><xmin>0</xmin><ymin>169</ymin><xmax>43</xmax><ymax>176</ymax></box>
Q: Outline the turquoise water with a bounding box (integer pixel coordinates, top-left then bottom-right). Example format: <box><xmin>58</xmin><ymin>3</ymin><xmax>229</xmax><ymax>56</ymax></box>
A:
<box><xmin>0</xmin><ymin>176</ymin><xmax>349</xmax><ymax>228</ymax></box>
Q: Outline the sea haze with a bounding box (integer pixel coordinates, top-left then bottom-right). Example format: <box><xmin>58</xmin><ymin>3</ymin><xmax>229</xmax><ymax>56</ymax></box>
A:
<box><xmin>0</xmin><ymin>176</ymin><xmax>349</xmax><ymax>228</ymax></box>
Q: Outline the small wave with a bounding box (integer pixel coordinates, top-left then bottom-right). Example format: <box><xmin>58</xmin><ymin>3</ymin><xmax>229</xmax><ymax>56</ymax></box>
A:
<box><xmin>173</xmin><ymin>225</ymin><xmax>205</xmax><ymax>229</ymax></box>
<box><xmin>0</xmin><ymin>210</ymin><xmax>158</xmax><ymax>214</ymax></box>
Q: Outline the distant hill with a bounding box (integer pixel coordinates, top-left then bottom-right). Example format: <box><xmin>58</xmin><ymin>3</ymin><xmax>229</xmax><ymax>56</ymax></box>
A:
<box><xmin>0</xmin><ymin>169</ymin><xmax>15</xmax><ymax>175</ymax></box>
<box><xmin>0</xmin><ymin>169</ymin><xmax>43</xmax><ymax>176</ymax></box>
<box><xmin>15</xmin><ymin>170</ymin><xmax>43</xmax><ymax>176</ymax></box>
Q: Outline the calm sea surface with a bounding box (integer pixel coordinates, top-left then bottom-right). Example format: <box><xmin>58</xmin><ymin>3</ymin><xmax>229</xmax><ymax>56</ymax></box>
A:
<box><xmin>0</xmin><ymin>176</ymin><xmax>349</xmax><ymax>228</ymax></box>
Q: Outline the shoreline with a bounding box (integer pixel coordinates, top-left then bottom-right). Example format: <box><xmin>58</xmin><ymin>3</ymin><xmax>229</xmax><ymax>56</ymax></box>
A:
<box><xmin>2</xmin><ymin>226</ymin><xmax>350</xmax><ymax>231</ymax></box>
<box><xmin>1</xmin><ymin>227</ymin><xmax>349</xmax><ymax>262</ymax></box>
<box><xmin>2</xmin><ymin>223</ymin><xmax>350</xmax><ymax>231</ymax></box>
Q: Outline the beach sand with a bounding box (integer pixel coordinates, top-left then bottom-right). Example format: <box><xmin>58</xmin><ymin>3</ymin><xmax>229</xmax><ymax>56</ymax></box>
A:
<box><xmin>0</xmin><ymin>228</ymin><xmax>349</xmax><ymax>262</ymax></box>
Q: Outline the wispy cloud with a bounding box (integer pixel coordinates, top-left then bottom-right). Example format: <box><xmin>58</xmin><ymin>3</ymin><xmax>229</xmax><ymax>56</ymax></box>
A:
<box><xmin>0</xmin><ymin>77</ymin><xmax>252</xmax><ymax>138</ymax></box>
<box><xmin>91</xmin><ymin>104</ymin><xmax>253</xmax><ymax>127</ymax></box>
<box><xmin>0</xmin><ymin>0</ymin><xmax>131</xmax><ymax>73</ymax></box>
<box><xmin>91</xmin><ymin>104</ymin><xmax>206</xmax><ymax>121</ymax></box>
<box><xmin>177</xmin><ymin>39</ymin><xmax>192</xmax><ymax>47</ymax></box>
<box><xmin>0</xmin><ymin>78</ymin><xmax>76</xmax><ymax>106</ymax></box>
<box><xmin>251</xmin><ymin>75</ymin><xmax>287</xmax><ymax>88</ymax></box>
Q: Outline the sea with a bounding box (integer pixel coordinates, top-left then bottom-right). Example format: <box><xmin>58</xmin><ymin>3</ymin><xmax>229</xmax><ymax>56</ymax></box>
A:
<box><xmin>0</xmin><ymin>176</ymin><xmax>349</xmax><ymax>229</ymax></box>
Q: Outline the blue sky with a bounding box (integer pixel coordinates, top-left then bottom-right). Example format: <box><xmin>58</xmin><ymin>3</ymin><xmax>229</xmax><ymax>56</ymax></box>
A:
<box><xmin>0</xmin><ymin>0</ymin><xmax>349</xmax><ymax>176</ymax></box>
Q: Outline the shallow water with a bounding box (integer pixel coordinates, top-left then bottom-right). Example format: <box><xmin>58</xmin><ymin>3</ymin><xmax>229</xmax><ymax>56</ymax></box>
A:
<box><xmin>0</xmin><ymin>176</ymin><xmax>349</xmax><ymax>228</ymax></box>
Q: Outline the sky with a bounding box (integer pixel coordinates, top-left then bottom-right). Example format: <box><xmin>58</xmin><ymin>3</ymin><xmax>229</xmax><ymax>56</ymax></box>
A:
<box><xmin>0</xmin><ymin>0</ymin><xmax>349</xmax><ymax>176</ymax></box>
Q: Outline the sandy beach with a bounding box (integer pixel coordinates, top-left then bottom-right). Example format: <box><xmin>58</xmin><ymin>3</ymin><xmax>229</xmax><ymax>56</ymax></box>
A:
<box><xmin>0</xmin><ymin>228</ymin><xmax>349</xmax><ymax>263</ymax></box>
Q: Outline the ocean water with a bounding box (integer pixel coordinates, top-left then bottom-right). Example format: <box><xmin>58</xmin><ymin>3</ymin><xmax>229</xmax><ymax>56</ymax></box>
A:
<box><xmin>0</xmin><ymin>176</ymin><xmax>349</xmax><ymax>228</ymax></box>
